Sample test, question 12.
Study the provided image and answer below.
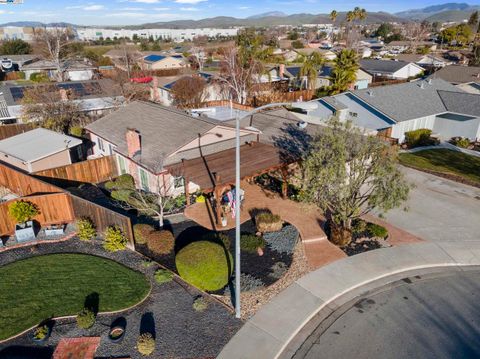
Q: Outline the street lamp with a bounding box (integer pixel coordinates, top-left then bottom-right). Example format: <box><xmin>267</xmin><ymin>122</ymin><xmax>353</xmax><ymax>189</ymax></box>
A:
<box><xmin>234</xmin><ymin>100</ymin><xmax>318</xmax><ymax>319</ymax></box>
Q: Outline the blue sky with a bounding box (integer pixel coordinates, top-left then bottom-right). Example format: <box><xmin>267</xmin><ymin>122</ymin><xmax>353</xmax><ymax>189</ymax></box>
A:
<box><xmin>0</xmin><ymin>0</ymin><xmax>479</xmax><ymax>25</ymax></box>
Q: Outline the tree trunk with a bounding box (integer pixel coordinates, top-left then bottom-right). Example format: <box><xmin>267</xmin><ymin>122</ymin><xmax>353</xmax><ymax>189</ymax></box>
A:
<box><xmin>329</xmin><ymin>222</ymin><xmax>352</xmax><ymax>247</ymax></box>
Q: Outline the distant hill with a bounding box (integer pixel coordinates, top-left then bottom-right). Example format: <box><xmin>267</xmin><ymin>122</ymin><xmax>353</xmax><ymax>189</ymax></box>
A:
<box><xmin>395</xmin><ymin>2</ymin><xmax>480</xmax><ymax>21</ymax></box>
<box><xmin>248</xmin><ymin>12</ymin><xmax>287</xmax><ymax>19</ymax></box>
<box><xmin>0</xmin><ymin>21</ymin><xmax>76</xmax><ymax>28</ymax></box>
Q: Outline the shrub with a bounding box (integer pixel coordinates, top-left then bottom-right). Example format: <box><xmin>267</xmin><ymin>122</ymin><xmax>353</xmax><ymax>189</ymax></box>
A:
<box><xmin>352</xmin><ymin>218</ymin><xmax>367</xmax><ymax>235</ymax></box>
<box><xmin>103</xmin><ymin>226</ymin><xmax>127</xmax><ymax>252</ymax></box>
<box><xmin>136</xmin><ymin>333</ymin><xmax>155</xmax><ymax>356</ymax></box>
<box><xmin>451</xmin><ymin>137</ymin><xmax>470</xmax><ymax>148</ymax></box>
<box><xmin>196</xmin><ymin>194</ymin><xmax>206</xmax><ymax>203</ymax></box>
<box><xmin>105</xmin><ymin>174</ymin><xmax>135</xmax><ymax>191</ymax></box>
<box><xmin>366</xmin><ymin>222</ymin><xmax>388</xmax><ymax>239</ymax></box>
<box><xmin>154</xmin><ymin>269</ymin><xmax>173</xmax><ymax>284</ymax></box>
<box><xmin>264</xmin><ymin>225</ymin><xmax>299</xmax><ymax>254</ymax></box>
<box><xmin>69</xmin><ymin>126</ymin><xmax>84</xmax><ymax>137</ymax></box>
<box><xmin>240</xmin><ymin>234</ymin><xmax>265</xmax><ymax>253</ymax></box>
<box><xmin>30</xmin><ymin>72</ymin><xmax>49</xmax><ymax>82</ymax></box>
<box><xmin>133</xmin><ymin>223</ymin><xmax>154</xmax><ymax>245</ymax></box>
<box><xmin>202</xmin><ymin>232</ymin><xmax>231</xmax><ymax>248</ymax></box>
<box><xmin>404</xmin><ymin>129</ymin><xmax>434</xmax><ymax>148</ymax></box>
<box><xmin>192</xmin><ymin>296</ymin><xmax>208</xmax><ymax>312</ymax></box>
<box><xmin>223</xmin><ymin>273</ymin><xmax>264</xmax><ymax>295</ymax></box>
<box><xmin>255</xmin><ymin>212</ymin><xmax>283</xmax><ymax>233</ymax></box>
<box><xmin>141</xmin><ymin>260</ymin><xmax>154</xmax><ymax>268</ymax></box>
<box><xmin>76</xmin><ymin>217</ymin><xmax>96</xmax><ymax>241</ymax></box>
<box><xmin>76</xmin><ymin>308</ymin><xmax>96</xmax><ymax>329</ymax></box>
<box><xmin>147</xmin><ymin>230</ymin><xmax>175</xmax><ymax>255</ymax></box>
<box><xmin>33</xmin><ymin>324</ymin><xmax>49</xmax><ymax>340</ymax></box>
<box><xmin>8</xmin><ymin>200</ymin><xmax>39</xmax><ymax>223</ymax></box>
<box><xmin>175</xmin><ymin>241</ymin><xmax>233</xmax><ymax>291</ymax></box>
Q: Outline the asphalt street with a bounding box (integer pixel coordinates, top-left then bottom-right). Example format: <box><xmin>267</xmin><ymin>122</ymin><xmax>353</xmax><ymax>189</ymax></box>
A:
<box><xmin>294</xmin><ymin>270</ymin><xmax>480</xmax><ymax>359</ymax></box>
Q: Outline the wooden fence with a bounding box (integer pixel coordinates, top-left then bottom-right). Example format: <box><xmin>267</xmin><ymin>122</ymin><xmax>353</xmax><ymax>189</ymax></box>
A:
<box><xmin>70</xmin><ymin>195</ymin><xmax>134</xmax><ymax>249</ymax></box>
<box><xmin>0</xmin><ymin>161</ymin><xmax>62</xmax><ymax>196</ymax></box>
<box><xmin>0</xmin><ymin>123</ymin><xmax>36</xmax><ymax>141</ymax></box>
<box><xmin>34</xmin><ymin>156</ymin><xmax>118</xmax><ymax>185</ymax></box>
<box><xmin>0</xmin><ymin>193</ymin><xmax>74</xmax><ymax>236</ymax></box>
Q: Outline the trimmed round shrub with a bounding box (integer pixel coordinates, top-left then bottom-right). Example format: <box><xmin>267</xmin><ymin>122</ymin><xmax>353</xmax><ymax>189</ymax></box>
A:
<box><xmin>147</xmin><ymin>230</ymin><xmax>175</xmax><ymax>255</ymax></box>
<box><xmin>33</xmin><ymin>324</ymin><xmax>49</xmax><ymax>340</ymax></box>
<box><xmin>255</xmin><ymin>212</ymin><xmax>283</xmax><ymax>233</ymax></box>
<box><xmin>133</xmin><ymin>223</ymin><xmax>154</xmax><ymax>245</ymax></box>
<box><xmin>202</xmin><ymin>232</ymin><xmax>231</xmax><ymax>248</ymax></box>
<box><xmin>8</xmin><ymin>200</ymin><xmax>39</xmax><ymax>223</ymax></box>
<box><xmin>103</xmin><ymin>226</ymin><xmax>128</xmax><ymax>252</ymax></box>
<box><xmin>175</xmin><ymin>241</ymin><xmax>233</xmax><ymax>291</ymax></box>
<box><xmin>154</xmin><ymin>269</ymin><xmax>173</xmax><ymax>284</ymax></box>
<box><xmin>240</xmin><ymin>234</ymin><xmax>265</xmax><ymax>253</ymax></box>
<box><xmin>76</xmin><ymin>308</ymin><xmax>96</xmax><ymax>329</ymax></box>
<box><xmin>136</xmin><ymin>333</ymin><xmax>155</xmax><ymax>356</ymax></box>
<box><xmin>76</xmin><ymin>217</ymin><xmax>96</xmax><ymax>241</ymax></box>
<box><xmin>192</xmin><ymin>296</ymin><xmax>208</xmax><ymax>312</ymax></box>
<box><xmin>366</xmin><ymin>222</ymin><xmax>388</xmax><ymax>239</ymax></box>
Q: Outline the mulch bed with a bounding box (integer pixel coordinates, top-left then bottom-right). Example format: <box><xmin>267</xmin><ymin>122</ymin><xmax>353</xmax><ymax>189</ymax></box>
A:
<box><xmin>0</xmin><ymin>238</ymin><xmax>241</xmax><ymax>359</ymax></box>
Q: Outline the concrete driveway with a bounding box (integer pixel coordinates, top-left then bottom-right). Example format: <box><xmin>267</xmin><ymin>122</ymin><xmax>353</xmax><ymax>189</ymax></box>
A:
<box><xmin>379</xmin><ymin>167</ymin><xmax>480</xmax><ymax>242</ymax></box>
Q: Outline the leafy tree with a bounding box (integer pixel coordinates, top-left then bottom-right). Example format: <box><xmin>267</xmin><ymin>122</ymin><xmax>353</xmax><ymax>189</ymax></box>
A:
<box><xmin>440</xmin><ymin>24</ymin><xmax>473</xmax><ymax>45</ymax></box>
<box><xmin>8</xmin><ymin>200</ymin><xmax>39</xmax><ymax>224</ymax></box>
<box><xmin>375</xmin><ymin>23</ymin><xmax>394</xmax><ymax>39</ymax></box>
<box><xmin>0</xmin><ymin>39</ymin><xmax>32</xmax><ymax>55</ymax></box>
<box><xmin>171</xmin><ymin>75</ymin><xmax>207</xmax><ymax>108</ymax></box>
<box><xmin>329</xmin><ymin>49</ymin><xmax>358</xmax><ymax>94</ymax></box>
<box><xmin>468</xmin><ymin>11</ymin><xmax>479</xmax><ymax>28</ymax></box>
<box><xmin>291</xmin><ymin>40</ymin><xmax>304</xmax><ymax>49</ymax></box>
<box><xmin>300</xmin><ymin>118</ymin><xmax>410</xmax><ymax>246</ymax></box>
<box><xmin>471</xmin><ymin>45</ymin><xmax>480</xmax><ymax>66</ymax></box>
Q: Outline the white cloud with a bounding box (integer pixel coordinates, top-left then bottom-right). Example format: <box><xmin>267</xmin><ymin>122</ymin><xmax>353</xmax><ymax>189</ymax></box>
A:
<box><xmin>238</xmin><ymin>6</ymin><xmax>250</xmax><ymax>9</ymax></box>
<box><xmin>119</xmin><ymin>7</ymin><xmax>143</xmax><ymax>10</ymax></box>
<box><xmin>154</xmin><ymin>7</ymin><xmax>171</xmax><ymax>10</ymax></box>
<box><xmin>0</xmin><ymin>10</ymin><xmax>14</xmax><ymax>15</ymax></box>
<box><xmin>123</xmin><ymin>0</ymin><xmax>161</xmax><ymax>3</ymax></box>
<box><xmin>106</xmin><ymin>12</ymin><xmax>187</xmax><ymax>19</ymax></box>
<box><xmin>66</xmin><ymin>4</ymin><xmax>105</xmax><ymax>11</ymax></box>
<box><xmin>174</xmin><ymin>0</ymin><xmax>207</xmax><ymax>4</ymax></box>
<box><xmin>180</xmin><ymin>7</ymin><xmax>199</xmax><ymax>11</ymax></box>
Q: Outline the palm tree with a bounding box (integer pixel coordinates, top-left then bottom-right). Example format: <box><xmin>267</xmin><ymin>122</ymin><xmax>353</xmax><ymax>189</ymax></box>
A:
<box><xmin>345</xmin><ymin>11</ymin><xmax>356</xmax><ymax>47</ymax></box>
<box><xmin>300</xmin><ymin>52</ymin><xmax>325</xmax><ymax>90</ymax></box>
<box><xmin>330</xmin><ymin>10</ymin><xmax>338</xmax><ymax>23</ymax></box>
<box><xmin>329</xmin><ymin>49</ymin><xmax>358</xmax><ymax>94</ymax></box>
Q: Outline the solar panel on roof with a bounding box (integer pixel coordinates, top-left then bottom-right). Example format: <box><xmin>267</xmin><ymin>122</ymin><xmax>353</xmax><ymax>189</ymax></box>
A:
<box><xmin>144</xmin><ymin>55</ymin><xmax>166</xmax><ymax>62</ymax></box>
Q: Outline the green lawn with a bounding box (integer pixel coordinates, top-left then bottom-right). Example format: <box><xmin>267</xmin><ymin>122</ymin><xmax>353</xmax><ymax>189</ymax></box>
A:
<box><xmin>0</xmin><ymin>254</ymin><xmax>150</xmax><ymax>340</ymax></box>
<box><xmin>399</xmin><ymin>149</ymin><xmax>480</xmax><ymax>185</ymax></box>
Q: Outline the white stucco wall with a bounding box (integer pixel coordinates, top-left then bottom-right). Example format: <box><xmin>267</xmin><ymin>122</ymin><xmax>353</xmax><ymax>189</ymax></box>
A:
<box><xmin>391</xmin><ymin>115</ymin><xmax>436</xmax><ymax>142</ymax></box>
<box><xmin>392</xmin><ymin>64</ymin><xmax>423</xmax><ymax>79</ymax></box>
<box><xmin>433</xmin><ymin>115</ymin><xmax>480</xmax><ymax>140</ymax></box>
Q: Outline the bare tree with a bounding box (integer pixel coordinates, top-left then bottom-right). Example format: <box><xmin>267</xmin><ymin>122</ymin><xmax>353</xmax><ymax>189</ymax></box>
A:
<box><xmin>171</xmin><ymin>76</ymin><xmax>207</xmax><ymax>108</ymax></box>
<box><xmin>21</xmin><ymin>85</ymin><xmax>86</xmax><ymax>133</ymax></box>
<box><xmin>189</xmin><ymin>47</ymin><xmax>206</xmax><ymax>72</ymax></box>
<box><xmin>405</xmin><ymin>22</ymin><xmax>430</xmax><ymax>53</ymax></box>
<box><xmin>216</xmin><ymin>46</ymin><xmax>263</xmax><ymax>105</ymax></box>
<box><xmin>35</xmin><ymin>27</ymin><xmax>76</xmax><ymax>82</ymax></box>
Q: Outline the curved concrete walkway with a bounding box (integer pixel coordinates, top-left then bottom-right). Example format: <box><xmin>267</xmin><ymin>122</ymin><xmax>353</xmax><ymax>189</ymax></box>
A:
<box><xmin>218</xmin><ymin>240</ymin><xmax>480</xmax><ymax>359</ymax></box>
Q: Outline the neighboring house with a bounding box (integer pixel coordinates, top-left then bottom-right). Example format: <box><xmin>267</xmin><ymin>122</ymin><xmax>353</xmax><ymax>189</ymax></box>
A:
<box><xmin>0</xmin><ymin>54</ymin><xmax>40</xmax><ymax>73</ymax></box>
<box><xmin>85</xmin><ymin>101</ymin><xmax>259</xmax><ymax>195</ymax></box>
<box><xmin>396</xmin><ymin>54</ymin><xmax>449</xmax><ymax>69</ymax></box>
<box><xmin>150</xmin><ymin>73</ymin><xmax>226</xmax><ymax>106</ymax></box>
<box><xmin>360</xmin><ymin>59</ymin><xmax>424</xmax><ymax>80</ymax></box>
<box><xmin>283</xmin><ymin>50</ymin><xmax>299</xmax><ymax>62</ymax></box>
<box><xmin>0</xmin><ymin>128</ymin><xmax>83</xmax><ymax>173</ymax></box>
<box><xmin>306</xmin><ymin>78</ymin><xmax>480</xmax><ymax>142</ymax></box>
<box><xmin>295</xmin><ymin>48</ymin><xmax>337</xmax><ymax>61</ymax></box>
<box><xmin>0</xmin><ymin>79</ymin><xmax>124</xmax><ymax>122</ymax></box>
<box><xmin>21</xmin><ymin>59</ymin><xmax>96</xmax><ymax>81</ymax></box>
<box><xmin>140</xmin><ymin>55</ymin><xmax>186</xmax><ymax>71</ymax></box>
<box><xmin>385</xmin><ymin>41</ymin><xmax>437</xmax><ymax>53</ymax></box>
<box><xmin>432</xmin><ymin>65</ymin><xmax>480</xmax><ymax>94</ymax></box>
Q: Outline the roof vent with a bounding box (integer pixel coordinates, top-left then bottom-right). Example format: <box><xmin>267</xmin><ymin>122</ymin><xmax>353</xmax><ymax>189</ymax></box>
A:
<box><xmin>367</xmin><ymin>90</ymin><xmax>374</xmax><ymax>97</ymax></box>
<box><xmin>419</xmin><ymin>82</ymin><xmax>425</xmax><ymax>89</ymax></box>
<box><xmin>427</xmin><ymin>78</ymin><xmax>432</xmax><ymax>85</ymax></box>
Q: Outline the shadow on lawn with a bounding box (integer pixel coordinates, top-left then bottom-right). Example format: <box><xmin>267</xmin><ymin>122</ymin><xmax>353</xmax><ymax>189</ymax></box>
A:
<box><xmin>84</xmin><ymin>292</ymin><xmax>100</xmax><ymax>315</ymax></box>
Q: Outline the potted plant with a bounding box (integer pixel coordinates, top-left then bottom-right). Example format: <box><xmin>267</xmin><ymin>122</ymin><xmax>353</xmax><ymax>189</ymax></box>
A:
<box><xmin>108</xmin><ymin>326</ymin><xmax>126</xmax><ymax>343</ymax></box>
<box><xmin>32</xmin><ymin>324</ymin><xmax>50</xmax><ymax>343</ymax></box>
<box><xmin>8</xmin><ymin>200</ymin><xmax>39</xmax><ymax>242</ymax></box>
<box><xmin>45</xmin><ymin>223</ymin><xmax>65</xmax><ymax>237</ymax></box>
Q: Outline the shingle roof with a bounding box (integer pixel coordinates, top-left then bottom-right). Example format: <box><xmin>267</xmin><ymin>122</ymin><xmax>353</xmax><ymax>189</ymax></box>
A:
<box><xmin>352</xmin><ymin>78</ymin><xmax>464</xmax><ymax>122</ymax></box>
<box><xmin>433</xmin><ymin>65</ymin><xmax>480</xmax><ymax>84</ymax></box>
<box><xmin>437</xmin><ymin>90</ymin><xmax>480</xmax><ymax>117</ymax></box>
<box><xmin>85</xmin><ymin>101</ymin><xmax>221</xmax><ymax>172</ymax></box>
<box><xmin>360</xmin><ymin>59</ymin><xmax>417</xmax><ymax>74</ymax></box>
<box><xmin>0</xmin><ymin>93</ymin><xmax>12</xmax><ymax>120</ymax></box>
<box><xmin>0</xmin><ymin>128</ymin><xmax>82</xmax><ymax>163</ymax></box>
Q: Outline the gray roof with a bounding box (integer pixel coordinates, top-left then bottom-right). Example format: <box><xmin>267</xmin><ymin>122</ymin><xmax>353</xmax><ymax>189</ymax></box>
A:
<box><xmin>360</xmin><ymin>59</ymin><xmax>417</xmax><ymax>74</ymax></box>
<box><xmin>438</xmin><ymin>90</ymin><xmax>480</xmax><ymax>117</ymax></box>
<box><xmin>352</xmin><ymin>78</ymin><xmax>464</xmax><ymax>122</ymax></box>
<box><xmin>0</xmin><ymin>128</ymin><xmax>82</xmax><ymax>163</ymax></box>
<box><xmin>85</xmin><ymin>101</ymin><xmax>223</xmax><ymax>172</ymax></box>
<box><xmin>433</xmin><ymin>65</ymin><xmax>480</xmax><ymax>84</ymax></box>
<box><xmin>0</xmin><ymin>93</ymin><xmax>12</xmax><ymax>120</ymax></box>
<box><xmin>0</xmin><ymin>54</ymin><xmax>40</xmax><ymax>65</ymax></box>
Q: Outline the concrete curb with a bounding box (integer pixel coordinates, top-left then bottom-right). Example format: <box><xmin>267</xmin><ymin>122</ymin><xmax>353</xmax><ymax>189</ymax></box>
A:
<box><xmin>217</xmin><ymin>241</ymin><xmax>480</xmax><ymax>359</ymax></box>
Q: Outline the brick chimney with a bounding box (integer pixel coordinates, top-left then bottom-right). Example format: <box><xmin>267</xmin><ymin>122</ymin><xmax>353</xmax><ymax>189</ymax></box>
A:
<box><xmin>126</xmin><ymin>128</ymin><xmax>141</xmax><ymax>158</ymax></box>
<box><xmin>279</xmin><ymin>64</ymin><xmax>285</xmax><ymax>79</ymax></box>
<box><xmin>59</xmin><ymin>88</ymin><xmax>68</xmax><ymax>101</ymax></box>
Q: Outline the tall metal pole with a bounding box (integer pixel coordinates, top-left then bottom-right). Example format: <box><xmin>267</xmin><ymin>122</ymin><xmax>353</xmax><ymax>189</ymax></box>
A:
<box><xmin>234</xmin><ymin>111</ymin><xmax>241</xmax><ymax>319</ymax></box>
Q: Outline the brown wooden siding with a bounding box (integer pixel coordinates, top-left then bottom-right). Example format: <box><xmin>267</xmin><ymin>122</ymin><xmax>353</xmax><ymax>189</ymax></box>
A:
<box><xmin>0</xmin><ymin>161</ymin><xmax>63</xmax><ymax>196</ymax></box>
<box><xmin>0</xmin><ymin>123</ymin><xmax>36</xmax><ymax>141</ymax></box>
<box><xmin>34</xmin><ymin>156</ymin><xmax>118</xmax><ymax>185</ymax></box>
<box><xmin>0</xmin><ymin>193</ymin><xmax>74</xmax><ymax>235</ymax></box>
<box><xmin>70</xmin><ymin>195</ymin><xmax>134</xmax><ymax>248</ymax></box>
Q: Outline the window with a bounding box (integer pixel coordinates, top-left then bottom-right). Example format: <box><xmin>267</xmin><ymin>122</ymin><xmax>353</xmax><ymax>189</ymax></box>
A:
<box><xmin>108</xmin><ymin>144</ymin><xmax>114</xmax><ymax>155</ymax></box>
<box><xmin>173</xmin><ymin>176</ymin><xmax>184</xmax><ymax>189</ymax></box>
<box><xmin>97</xmin><ymin>137</ymin><xmax>104</xmax><ymax>152</ymax></box>
<box><xmin>117</xmin><ymin>156</ymin><xmax>127</xmax><ymax>175</ymax></box>
<box><xmin>138</xmin><ymin>168</ymin><xmax>149</xmax><ymax>191</ymax></box>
